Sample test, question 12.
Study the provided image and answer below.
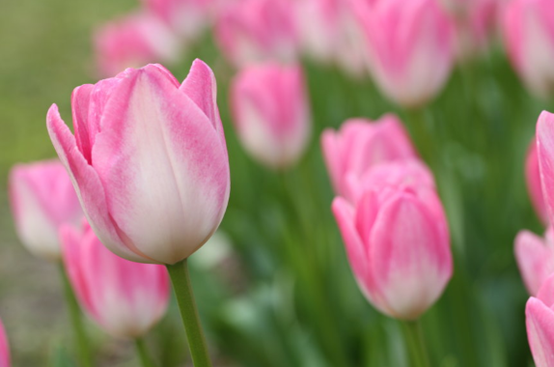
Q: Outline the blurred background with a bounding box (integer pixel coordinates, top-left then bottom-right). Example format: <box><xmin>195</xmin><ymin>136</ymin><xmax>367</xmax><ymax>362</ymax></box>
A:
<box><xmin>1</xmin><ymin>0</ymin><xmax>552</xmax><ymax>366</ymax></box>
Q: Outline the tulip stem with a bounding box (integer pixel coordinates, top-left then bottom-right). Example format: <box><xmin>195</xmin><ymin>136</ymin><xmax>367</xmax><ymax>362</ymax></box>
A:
<box><xmin>135</xmin><ymin>337</ymin><xmax>155</xmax><ymax>367</ymax></box>
<box><xmin>58</xmin><ymin>263</ymin><xmax>93</xmax><ymax>367</ymax></box>
<box><xmin>166</xmin><ymin>259</ymin><xmax>212</xmax><ymax>367</ymax></box>
<box><xmin>402</xmin><ymin>320</ymin><xmax>431</xmax><ymax>367</ymax></box>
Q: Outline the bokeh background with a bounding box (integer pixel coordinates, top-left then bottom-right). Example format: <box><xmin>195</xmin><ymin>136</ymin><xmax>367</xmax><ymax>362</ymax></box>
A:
<box><xmin>0</xmin><ymin>0</ymin><xmax>551</xmax><ymax>366</ymax></box>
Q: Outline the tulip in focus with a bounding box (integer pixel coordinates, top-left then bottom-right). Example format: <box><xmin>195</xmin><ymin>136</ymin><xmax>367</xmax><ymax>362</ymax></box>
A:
<box><xmin>215</xmin><ymin>0</ymin><xmax>299</xmax><ymax>68</ymax></box>
<box><xmin>526</xmin><ymin>137</ymin><xmax>548</xmax><ymax>224</ymax></box>
<box><xmin>231</xmin><ymin>63</ymin><xmax>311</xmax><ymax>169</ymax></box>
<box><xmin>515</xmin><ymin>228</ymin><xmax>554</xmax><ymax>296</ymax></box>
<box><xmin>47</xmin><ymin>60</ymin><xmax>230</xmax><ymax>265</ymax></box>
<box><xmin>526</xmin><ymin>274</ymin><xmax>554</xmax><ymax>367</ymax></box>
<box><xmin>9</xmin><ymin>160</ymin><xmax>83</xmax><ymax>261</ymax></box>
<box><xmin>332</xmin><ymin>181</ymin><xmax>452</xmax><ymax>319</ymax></box>
<box><xmin>502</xmin><ymin>0</ymin><xmax>554</xmax><ymax>97</ymax></box>
<box><xmin>61</xmin><ymin>222</ymin><xmax>170</xmax><ymax>338</ymax></box>
<box><xmin>0</xmin><ymin>318</ymin><xmax>9</xmax><ymax>367</ymax></box>
<box><xmin>94</xmin><ymin>12</ymin><xmax>180</xmax><ymax>77</ymax></box>
<box><xmin>357</xmin><ymin>0</ymin><xmax>456</xmax><ymax>107</ymax></box>
<box><xmin>142</xmin><ymin>0</ymin><xmax>213</xmax><ymax>39</ymax></box>
<box><xmin>321</xmin><ymin>115</ymin><xmax>417</xmax><ymax>202</ymax></box>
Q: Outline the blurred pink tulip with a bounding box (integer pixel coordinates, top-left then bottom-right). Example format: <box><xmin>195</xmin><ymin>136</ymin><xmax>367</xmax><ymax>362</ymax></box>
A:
<box><xmin>61</xmin><ymin>222</ymin><xmax>170</xmax><ymax>338</ymax></box>
<box><xmin>515</xmin><ymin>228</ymin><xmax>554</xmax><ymax>295</ymax></box>
<box><xmin>47</xmin><ymin>60</ymin><xmax>230</xmax><ymax>265</ymax></box>
<box><xmin>141</xmin><ymin>0</ymin><xmax>213</xmax><ymax>39</ymax></box>
<box><xmin>231</xmin><ymin>63</ymin><xmax>311</xmax><ymax>169</ymax></box>
<box><xmin>502</xmin><ymin>0</ymin><xmax>554</xmax><ymax>97</ymax></box>
<box><xmin>215</xmin><ymin>0</ymin><xmax>298</xmax><ymax>68</ymax></box>
<box><xmin>9</xmin><ymin>160</ymin><xmax>83</xmax><ymax>261</ymax></box>
<box><xmin>526</xmin><ymin>137</ymin><xmax>548</xmax><ymax>224</ymax></box>
<box><xmin>537</xmin><ymin>111</ymin><xmax>554</xmax><ymax>225</ymax></box>
<box><xmin>94</xmin><ymin>12</ymin><xmax>180</xmax><ymax>77</ymax></box>
<box><xmin>357</xmin><ymin>0</ymin><xmax>456</xmax><ymax>106</ymax></box>
<box><xmin>526</xmin><ymin>274</ymin><xmax>554</xmax><ymax>367</ymax></box>
<box><xmin>0</xmin><ymin>319</ymin><xmax>9</xmax><ymax>367</ymax></box>
<box><xmin>332</xmin><ymin>183</ymin><xmax>452</xmax><ymax>320</ymax></box>
<box><xmin>321</xmin><ymin>115</ymin><xmax>417</xmax><ymax>202</ymax></box>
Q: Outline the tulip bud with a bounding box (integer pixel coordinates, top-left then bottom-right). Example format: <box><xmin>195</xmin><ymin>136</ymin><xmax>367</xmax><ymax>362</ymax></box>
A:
<box><xmin>231</xmin><ymin>63</ymin><xmax>311</xmax><ymax>169</ymax></box>
<box><xmin>526</xmin><ymin>137</ymin><xmax>548</xmax><ymax>224</ymax></box>
<box><xmin>515</xmin><ymin>229</ymin><xmax>554</xmax><ymax>296</ymax></box>
<box><xmin>215</xmin><ymin>0</ymin><xmax>299</xmax><ymax>68</ymax></box>
<box><xmin>357</xmin><ymin>0</ymin><xmax>456</xmax><ymax>107</ymax></box>
<box><xmin>47</xmin><ymin>60</ymin><xmax>230</xmax><ymax>265</ymax></box>
<box><xmin>536</xmin><ymin>111</ymin><xmax>554</xmax><ymax>225</ymax></box>
<box><xmin>321</xmin><ymin>115</ymin><xmax>417</xmax><ymax>202</ymax></box>
<box><xmin>141</xmin><ymin>0</ymin><xmax>213</xmax><ymax>40</ymax></box>
<box><xmin>0</xmin><ymin>318</ymin><xmax>10</xmax><ymax>367</ymax></box>
<box><xmin>502</xmin><ymin>0</ymin><xmax>554</xmax><ymax>97</ymax></box>
<box><xmin>9</xmin><ymin>160</ymin><xmax>83</xmax><ymax>261</ymax></box>
<box><xmin>526</xmin><ymin>274</ymin><xmax>554</xmax><ymax>367</ymax></box>
<box><xmin>332</xmin><ymin>183</ymin><xmax>452</xmax><ymax>320</ymax></box>
<box><xmin>61</xmin><ymin>222</ymin><xmax>170</xmax><ymax>338</ymax></box>
<box><xmin>94</xmin><ymin>12</ymin><xmax>180</xmax><ymax>77</ymax></box>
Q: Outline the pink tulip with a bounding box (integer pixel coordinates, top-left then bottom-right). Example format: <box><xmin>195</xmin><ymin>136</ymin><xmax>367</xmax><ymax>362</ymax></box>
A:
<box><xmin>321</xmin><ymin>115</ymin><xmax>417</xmax><ymax>202</ymax></box>
<box><xmin>61</xmin><ymin>222</ymin><xmax>170</xmax><ymax>338</ymax></box>
<box><xmin>356</xmin><ymin>0</ymin><xmax>456</xmax><ymax>106</ymax></box>
<box><xmin>0</xmin><ymin>319</ymin><xmax>9</xmax><ymax>367</ymax></box>
<box><xmin>230</xmin><ymin>63</ymin><xmax>311</xmax><ymax>169</ymax></box>
<box><xmin>94</xmin><ymin>12</ymin><xmax>180</xmax><ymax>77</ymax></box>
<box><xmin>141</xmin><ymin>0</ymin><xmax>213</xmax><ymax>39</ymax></box>
<box><xmin>526</xmin><ymin>137</ymin><xmax>548</xmax><ymax>224</ymax></box>
<box><xmin>214</xmin><ymin>0</ymin><xmax>299</xmax><ymax>68</ymax></box>
<box><xmin>46</xmin><ymin>60</ymin><xmax>230</xmax><ymax>265</ymax></box>
<box><xmin>537</xmin><ymin>111</ymin><xmax>554</xmax><ymax>225</ymax></box>
<box><xmin>9</xmin><ymin>160</ymin><xmax>83</xmax><ymax>261</ymax></box>
<box><xmin>526</xmin><ymin>274</ymin><xmax>554</xmax><ymax>367</ymax></box>
<box><xmin>332</xmin><ymin>183</ymin><xmax>452</xmax><ymax>320</ymax></box>
<box><xmin>515</xmin><ymin>228</ymin><xmax>554</xmax><ymax>295</ymax></box>
<box><xmin>502</xmin><ymin>0</ymin><xmax>554</xmax><ymax>97</ymax></box>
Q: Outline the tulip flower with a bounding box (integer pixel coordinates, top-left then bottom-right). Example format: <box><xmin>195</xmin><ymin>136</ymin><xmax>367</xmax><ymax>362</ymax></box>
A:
<box><xmin>231</xmin><ymin>63</ymin><xmax>311</xmax><ymax>169</ymax></box>
<box><xmin>47</xmin><ymin>60</ymin><xmax>230</xmax><ymax>265</ymax></box>
<box><xmin>141</xmin><ymin>0</ymin><xmax>213</xmax><ymax>39</ymax></box>
<box><xmin>537</xmin><ymin>111</ymin><xmax>554</xmax><ymax>224</ymax></box>
<box><xmin>321</xmin><ymin>115</ymin><xmax>417</xmax><ymax>201</ymax></box>
<box><xmin>526</xmin><ymin>274</ymin><xmax>554</xmax><ymax>367</ymax></box>
<box><xmin>332</xmin><ymin>182</ymin><xmax>452</xmax><ymax>320</ymax></box>
<box><xmin>214</xmin><ymin>0</ymin><xmax>299</xmax><ymax>68</ymax></box>
<box><xmin>9</xmin><ymin>160</ymin><xmax>83</xmax><ymax>261</ymax></box>
<box><xmin>0</xmin><ymin>318</ymin><xmax>9</xmax><ymax>367</ymax></box>
<box><xmin>515</xmin><ymin>229</ymin><xmax>554</xmax><ymax>295</ymax></box>
<box><xmin>502</xmin><ymin>0</ymin><xmax>554</xmax><ymax>97</ymax></box>
<box><xmin>61</xmin><ymin>222</ymin><xmax>170</xmax><ymax>338</ymax></box>
<box><xmin>94</xmin><ymin>12</ymin><xmax>180</xmax><ymax>77</ymax></box>
<box><xmin>526</xmin><ymin>137</ymin><xmax>548</xmax><ymax>224</ymax></box>
<box><xmin>356</xmin><ymin>0</ymin><xmax>456</xmax><ymax>107</ymax></box>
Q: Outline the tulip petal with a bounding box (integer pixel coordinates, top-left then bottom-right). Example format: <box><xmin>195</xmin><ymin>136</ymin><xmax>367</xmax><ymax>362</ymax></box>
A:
<box><xmin>515</xmin><ymin>230</ymin><xmax>554</xmax><ymax>296</ymax></box>
<box><xmin>538</xmin><ymin>111</ymin><xmax>554</xmax><ymax>225</ymax></box>
<box><xmin>71</xmin><ymin>84</ymin><xmax>94</xmax><ymax>163</ymax></box>
<box><xmin>537</xmin><ymin>274</ymin><xmax>554</xmax><ymax>307</ymax></box>
<box><xmin>92</xmin><ymin>65</ymin><xmax>230</xmax><ymax>264</ymax></box>
<box><xmin>47</xmin><ymin>104</ymin><xmax>147</xmax><ymax>263</ymax></box>
<box><xmin>526</xmin><ymin>297</ymin><xmax>554</xmax><ymax>367</ymax></box>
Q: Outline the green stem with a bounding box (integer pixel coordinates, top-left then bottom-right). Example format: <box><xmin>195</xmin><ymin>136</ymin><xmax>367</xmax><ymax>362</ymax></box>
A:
<box><xmin>402</xmin><ymin>320</ymin><xmax>431</xmax><ymax>367</ymax></box>
<box><xmin>58</xmin><ymin>263</ymin><xmax>93</xmax><ymax>367</ymax></box>
<box><xmin>406</xmin><ymin>108</ymin><xmax>435</xmax><ymax>168</ymax></box>
<box><xmin>135</xmin><ymin>337</ymin><xmax>155</xmax><ymax>367</ymax></box>
<box><xmin>166</xmin><ymin>259</ymin><xmax>212</xmax><ymax>367</ymax></box>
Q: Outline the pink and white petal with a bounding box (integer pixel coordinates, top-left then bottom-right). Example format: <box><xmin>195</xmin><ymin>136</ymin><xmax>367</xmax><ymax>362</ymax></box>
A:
<box><xmin>47</xmin><ymin>105</ymin><xmax>147</xmax><ymax>263</ymax></box>
<box><xmin>526</xmin><ymin>297</ymin><xmax>554</xmax><ymax>367</ymax></box>
<box><xmin>93</xmin><ymin>65</ymin><xmax>230</xmax><ymax>264</ymax></box>
<box><xmin>537</xmin><ymin>274</ymin><xmax>554</xmax><ymax>308</ymax></box>
<box><xmin>71</xmin><ymin>84</ymin><xmax>95</xmax><ymax>162</ymax></box>
<box><xmin>515</xmin><ymin>230</ymin><xmax>554</xmax><ymax>296</ymax></box>
<box><xmin>537</xmin><ymin>111</ymin><xmax>554</xmax><ymax>225</ymax></box>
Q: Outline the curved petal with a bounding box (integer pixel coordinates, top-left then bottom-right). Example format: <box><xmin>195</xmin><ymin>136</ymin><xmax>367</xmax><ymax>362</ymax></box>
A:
<box><xmin>526</xmin><ymin>297</ymin><xmax>554</xmax><ymax>367</ymax></box>
<box><xmin>515</xmin><ymin>230</ymin><xmax>554</xmax><ymax>296</ymax></box>
<box><xmin>46</xmin><ymin>104</ymin><xmax>147</xmax><ymax>263</ymax></box>
<box><xmin>92</xmin><ymin>65</ymin><xmax>230</xmax><ymax>264</ymax></box>
<box><xmin>538</xmin><ymin>111</ymin><xmax>554</xmax><ymax>225</ymax></box>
